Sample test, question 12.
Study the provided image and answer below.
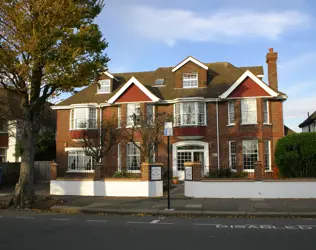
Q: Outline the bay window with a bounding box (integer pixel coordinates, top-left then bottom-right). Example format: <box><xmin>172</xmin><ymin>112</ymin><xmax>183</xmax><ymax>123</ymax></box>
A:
<box><xmin>241</xmin><ymin>99</ymin><xmax>257</xmax><ymax>124</ymax></box>
<box><xmin>127</xmin><ymin>142</ymin><xmax>140</xmax><ymax>172</ymax></box>
<box><xmin>127</xmin><ymin>103</ymin><xmax>141</xmax><ymax>127</ymax></box>
<box><xmin>174</xmin><ymin>102</ymin><xmax>206</xmax><ymax>126</ymax></box>
<box><xmin>242</xmin><ymin>140</ymin><xmax>258</xmax><ymax>170</ymax></box>
<box><xmin>68</xmin><ymin>151</ymin><xmax>94</xmax><ymax>172</ymax></box>
<box><xmin>70</xmin><ymin>108</ymin><xmax>97</xmax><ymax>129</ymax></box>
<box><xmin>183</xmin><ymin>73</ymin><xmax>198</xmax><ymax>88</ymax></box>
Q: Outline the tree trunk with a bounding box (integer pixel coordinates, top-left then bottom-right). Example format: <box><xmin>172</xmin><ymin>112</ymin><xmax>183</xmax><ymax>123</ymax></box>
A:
<box><xmin>9</xmin><ymin>119</ymin><xmax>38</xmax><ymax>208</ymax></box>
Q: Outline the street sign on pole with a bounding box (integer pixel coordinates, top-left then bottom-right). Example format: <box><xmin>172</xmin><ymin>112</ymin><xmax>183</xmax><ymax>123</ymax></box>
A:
<box><xmin>164</xmin><ymin>122</ymin><xmax>173</xmax><ymax>210</ymax></box>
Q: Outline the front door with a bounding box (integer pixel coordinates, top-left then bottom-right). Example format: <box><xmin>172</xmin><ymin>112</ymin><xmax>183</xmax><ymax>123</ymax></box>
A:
<box><xmin>176</xmin><ymin>146</ymin><xmax>205</xmax><ymax>181</ymax></box>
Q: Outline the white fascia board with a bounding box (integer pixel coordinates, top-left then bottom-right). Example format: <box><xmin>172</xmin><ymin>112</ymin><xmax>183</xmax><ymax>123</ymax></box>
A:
<box><xmin>65</xmin><ymin>147</ymin><xmax>97</xmax><ymax>152</ymax></box>
<box><xmin>51</xmin><ymin>105</ymin><xmax>71</xmax><ymax>110</ymax></box>
<box><xmin>174</xmin><ymin>97</ymin><xmax>206</xmax><ymax>103</ymax></box>
<box><xmin>107</xmin><ymin>76</ymin><xmax>160</xmax><ymax>104</ymax></box>
<box><xmin>219</xmin><ymin>70</ymin><xmax>278</xmax><ymax>99</ymax></box>
<box><xmin>103</xmin><ymin>71</ymin><xmax>119</xmax><ymax>81</ymax></box>
<box><xmin>172</xmin><ymin>56</ymin><xmax>208</xmax><ymax>72</ymax></box>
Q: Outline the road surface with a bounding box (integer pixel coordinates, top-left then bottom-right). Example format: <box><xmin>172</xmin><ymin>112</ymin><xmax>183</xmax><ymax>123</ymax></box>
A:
<box><xmin>0</xmin><ymin>210</ymin><xmax>315</xmax><ymax>250</ymax></box>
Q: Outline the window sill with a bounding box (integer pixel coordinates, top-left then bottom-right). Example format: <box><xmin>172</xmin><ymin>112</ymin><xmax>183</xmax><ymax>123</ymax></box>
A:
<box><xmin>126</xmin><ymin>170</ymin><xmax>141</xmax><ymax>173</ymax></box>
<box><xmin>0</xmin><ymin>132</ymin><xmax>8</xmax><ymax>134</ymax></box>
<box><xmin>241</xmin><ymin>123</ymin><xmax>258</xmax><ymax>126</ymax></box>
<box><xmin>263</xmin><ymin>123</ymin><xmax>273</xmax><ymax>126</ymax></box>
<box><xmin>67</xmin><ymin>170</ymin><xmax>95</xmax><ymax>173</ymax></box>
<box><xmin>227</xmin><ymin>124</ymin><xmax>235</xmax><ymax>127</ymax></box>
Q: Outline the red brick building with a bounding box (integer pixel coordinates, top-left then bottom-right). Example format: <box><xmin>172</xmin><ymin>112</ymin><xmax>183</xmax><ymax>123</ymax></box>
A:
<box><xmin>53</xmin><ymin>48</ymin><xmax>287</xmax><ymax>180</ymax></box>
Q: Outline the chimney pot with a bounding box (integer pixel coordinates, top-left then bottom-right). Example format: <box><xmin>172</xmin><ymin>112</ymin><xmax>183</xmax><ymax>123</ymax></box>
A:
<box><xmin>269</xmin><ymin>48</ymin><xmax>274</xmax><ymax>53</ymax></box>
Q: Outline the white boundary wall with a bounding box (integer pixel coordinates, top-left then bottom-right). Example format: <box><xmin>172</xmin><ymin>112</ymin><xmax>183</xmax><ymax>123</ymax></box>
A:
<box><xmin>50</xmin><ymin>180</ymin><xmax>163</xmax><ymax>197</ymax></box>
<box><xmin>185</xmin><ymin>181</ymin><xmax>316</xmax><ymax>199</ymax></box>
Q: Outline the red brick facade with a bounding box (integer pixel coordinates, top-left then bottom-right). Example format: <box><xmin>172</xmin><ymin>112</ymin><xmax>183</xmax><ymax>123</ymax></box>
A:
<box><xmin>54</xmin><ymin>50</ymin><xmax>286</xmax><ymax>179</ymax></box>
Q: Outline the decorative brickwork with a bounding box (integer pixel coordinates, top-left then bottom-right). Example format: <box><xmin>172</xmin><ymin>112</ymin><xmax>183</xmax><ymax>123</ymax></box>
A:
<box><xmin>254</xmin><ymin>161</ymin><xmax>263</xmax><ymax>181</ymax></box>
<box><xmin>50</xmin><ymin>161</ymin><xmax>58</xmax><ymax>180</ymax></box>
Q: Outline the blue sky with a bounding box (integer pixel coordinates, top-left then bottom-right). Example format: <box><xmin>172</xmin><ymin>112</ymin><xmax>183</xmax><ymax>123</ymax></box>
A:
<box><xmin>59</xmin><ymin>0</ymin><xmax>316</xmax><ymax>131</ymax></box>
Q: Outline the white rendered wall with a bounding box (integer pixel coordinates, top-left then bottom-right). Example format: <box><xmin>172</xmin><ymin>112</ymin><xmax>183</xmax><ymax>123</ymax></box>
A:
<box><xmin>50</xmin><ymin>180</ymin><xmax>163</xmax><ymax>197</ymax></box>
<box><xmin>185</xmin><ymin>181</ymin><xmax>316</xmax><ymax>199</ymax></box>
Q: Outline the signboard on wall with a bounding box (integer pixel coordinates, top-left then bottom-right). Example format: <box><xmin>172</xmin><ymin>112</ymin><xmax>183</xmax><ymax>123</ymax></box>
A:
<box><xmin>185</xmin><ymin>166</ymin><xmax>193</xmax><ymax>181</ymax></box>
<box><xmin>150</xmin><ymin>166</ymin><xmax>162</xmax><ymax>181</ymax></box>
<box><xmin>164</xmin><ymin>122</ymin><xmax>173</xmax><ymax>136</ymax></box>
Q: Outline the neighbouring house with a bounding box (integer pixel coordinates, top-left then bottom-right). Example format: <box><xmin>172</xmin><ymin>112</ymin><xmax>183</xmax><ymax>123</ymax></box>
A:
<box><xmin>52</xmin><ymin>48</ymin><xmax>287</xmax><ymax>181</ymax></box>
<box><xmin>284</xmin><ymin>125</ymin><xmax>296</xmax><ymax>135</ymax></box>
<box><xmin>0</xmin><ymin>88</ymin><xmax>56</xmax><ymax>163</ymax></box>
<box><xmin>299</xmin><ymin>111</ymin><xmax>316</xmax><ymax>132</ymax></box>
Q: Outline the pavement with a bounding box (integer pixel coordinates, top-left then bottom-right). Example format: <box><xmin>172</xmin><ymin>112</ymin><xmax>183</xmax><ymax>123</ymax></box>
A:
<box><xmin>2</xmin><ymin>184</ymin><xmax>316</xmax><ymax>217</ymax></box>
<box><xmin>0</xmin><ymin>210</ymin><xmax>316</xmax><ymax>250</ymax></box>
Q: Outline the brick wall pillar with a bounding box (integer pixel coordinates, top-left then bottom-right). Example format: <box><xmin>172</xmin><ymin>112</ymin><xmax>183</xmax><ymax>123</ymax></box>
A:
<box><xmin>50</xmin><ymin>161</ymin><xmax>58</xmax><ymax>180</ymax></box>
<box><xmin>94</xmin><ymin>163</ymin><xmax>104</xmax><ymax>181</ymax></box>
<box><xmin>141</xmin><ymin>162</ymin><xmax>163</xmax><ymax>181</ymax></box>
<box><xmin>254</xmin><ymin>161</ymin><xmax>263</xmax><ymax>181</ymax></box>
<box><xmin>184</xmin><ymin>162</ymin><xmax>202</xmax><ymax>181</ymax></box>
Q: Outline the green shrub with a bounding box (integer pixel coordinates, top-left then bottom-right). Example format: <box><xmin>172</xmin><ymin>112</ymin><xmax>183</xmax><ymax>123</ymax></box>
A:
<box><xmin>112</xmin><ymin>171</ymin><xmax>141</xmax><ymax>178</ymax></box>
<box><xmin>207</xmin><ymin>167</ymin><xmax>248</xmax><ymax>178</ymax></box>
<box><xmin>275</xmin><ymin>132</ymin><xmax>316</xmax><ymax>177</ymax></box>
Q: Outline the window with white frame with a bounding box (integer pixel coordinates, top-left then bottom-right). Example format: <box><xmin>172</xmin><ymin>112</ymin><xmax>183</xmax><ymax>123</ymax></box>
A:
<box><xmin>242</xmin><ymin>140</ymin><xmax>258</xmax><ymax>170</ymax></box>
<box><xmin>264</xmin><ymin>141</ymin><xmax>271</xmax><ymax>170</ymax></box>
<box><xmin>146</xmin><ymin>104</ymin><xmax>154</xmax><ymax>125</ymax></box>
<box><xmin>183</xmin><ymin>73</ymin><xmax>198</xmax><ymax>88</ymax></box>
<box><xmin>241</xmin><ymin>99</ymin><xmax>257</xmax><ymax>124</ymax></box>
<box><xmin>263</xmin><ymin>100</ymin><xmax>269</xmax><ymax>124</ymax></box>
<box><xmin>117</xmin><ymin>106</ymin><xmax>121</xmax><ymax>128</ymax></box>
<box><xmin>127</xmin><ymin>143</ymin><xmax>140</xmax><ymax>171</ymax></box>
<box><xmin>127</xmin><ymin>103</ymin><xmax>141</xmax><ymax>127</ymax></box>
<box><xmin>228</xmin><ymin>101</ymin><xmax>235</xmax><ymax>125</ymax></box>
<box><xmin>70</xmin><ymin>108</ymin><xmax>97</xmax><ymax>129</ymax></box>
<box><xmin>0</xmin><ymin>149</ymin><xmax>6</xmax><ymax>163</ymax></box>
<box><xmin>0</xmin><ymin>121</ymin><xmax>8</xmax><ymax>133</ymax></box>
<box><xmin>68</xmin><ymin>151</ymin><xmax>94</xmax><ymax>171</ymax></box>
<box><xmin>117</xmin><ymin>143</ymin><xmax>121</xmax><ymax>171</ymax></box>
<box><xmin>97</xmin><ymin>79</ymin><xmax>111</xmax><ymax>94</ymax></box>
<box><xmin>229</xmin><ymin>141</ymin><xmax>237</xmax><ymax>169</ymax></box>
<box><xmin>174</xmin><ymin>102</ymin><xmax>206</xmax><ymax>126</ymax></box>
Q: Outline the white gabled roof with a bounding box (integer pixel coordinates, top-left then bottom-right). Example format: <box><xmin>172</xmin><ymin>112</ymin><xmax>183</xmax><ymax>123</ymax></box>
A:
<box><xmin>107</xmin><ymin>76</ymin><xmax>160</xmax><ymax>104</ymax></box>
<box><xmin>103</xmin><ymin>71</ymin><xmax>119</xmax><ymax>81</ymax></box>
<box><xmin>172</xmin><ymin>56</ymin><xmax>208</xmax><ymax>72</ymax></box>
<box><xmin>219</xmin><ymin>70</ymin><xmax>279</xmax><ymax>99</ymax></box>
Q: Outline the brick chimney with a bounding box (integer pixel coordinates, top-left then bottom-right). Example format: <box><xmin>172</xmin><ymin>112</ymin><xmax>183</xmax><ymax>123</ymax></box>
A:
<box><xmin>266</xmin><ymin>48</ymin><xmax>278</xmax><ymax>90</ymax></box>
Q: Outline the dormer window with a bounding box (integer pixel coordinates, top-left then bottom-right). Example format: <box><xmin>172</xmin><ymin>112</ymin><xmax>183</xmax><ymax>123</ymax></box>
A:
<box><xmin>183</xmin><ymin>73</ymin><xmax>198</xmax><ymax>88</ymax></box>
<box><xmin>97</xmin><ymin>79</ymin><xmax>111</xmax><ymax>94</ymax></box>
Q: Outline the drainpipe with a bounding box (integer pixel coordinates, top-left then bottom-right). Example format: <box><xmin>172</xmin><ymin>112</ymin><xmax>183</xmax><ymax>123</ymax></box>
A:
<box><xmin>308</xmin><ymin>112</ymin><xmax>311</xmax><ymax>132</ymax></box>
<box><xmin>216</xmin><ymin>99</ymin><xmax>220</xmax><ymax>169</ymax></box>
<box><xmin>99</xmin><ymin>104</ymin><xmax>102</xmax><ymax>162</ymax></box>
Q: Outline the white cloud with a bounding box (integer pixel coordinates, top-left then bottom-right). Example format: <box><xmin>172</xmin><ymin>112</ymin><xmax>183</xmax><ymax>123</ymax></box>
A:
<box><xmin>121</xmin><ymin>6</ymin><xmax>310</xmax><ymax>46</ymax></box>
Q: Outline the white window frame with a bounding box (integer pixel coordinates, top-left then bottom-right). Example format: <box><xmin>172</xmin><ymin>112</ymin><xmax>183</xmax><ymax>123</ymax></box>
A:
<box><xmin>228</xmin><ymin>101</ymin><xmax>235</xmax><ymax>125</ymax></box>
<box><xmin>0</xmin><ymin>148</ymin><xmax>6</xmax><ymax>163</ymax></box>
<box><xmin>126</xmin><ymin>142</ymin><xmax>141</xmax><ymax>172</ymax></box>
<box><xmin>67</xmin><ymin>151</ymin><xmax>94</xmax><ymax>172</ymax></box>
<box><xmin>70</xmin><ymin>108</ymin><xmax>97</xmax><ymax>130</ymax></box>
<box><xmin>97</xmin><ymin>79</ymin><xmax>111</xmax><ymax>94</ymax></box>
<box><xmin>183</xmin><ymin>73</ymin><xmax>198</xmax><ymax>88</ymax></box>
<box><xmin>242</xmin><ymin>140</ymin><xmax>259</xmax><ymax>171</ymax></box>
<box><xmin>264</xmin><ymin>140</ymin><xmax>271</xmax><ymax>171</ymax></box>
<box><xmin>174</xmin><ymin>102</ymin><xmax>206</xmax><ymax>127</ymax></box>
<box><xmin>127</xmin><ymin>103</ymin><xmax>141</xmax><ymax>127</ymax></box>
<box><xmin>117</xmin><ymin>143</ymin><xmax>121</xmax><ymax>172</ymax></box>
<box><xmin>117</xmin><ymin>106</ymin><xmax>121</xmax><ymax>128</ymax></box>
<box><xmin>146</xmin><ymin>104</ymin><xmax>155</xmax><ymax>125</ymax></box>
<box><xmin>263</xmin><ymin>100</ymin><xmax>270</xmax><ymax>124</ymax></box>
<box><xmin>241</xmin><ymin>98</ymin><xmax>257</xmax><ymax>125</ymax></box>
<box><xmin>229</xmin><ymin>141</ymin><xmax>237</xmax><ymax>169</ymax></box>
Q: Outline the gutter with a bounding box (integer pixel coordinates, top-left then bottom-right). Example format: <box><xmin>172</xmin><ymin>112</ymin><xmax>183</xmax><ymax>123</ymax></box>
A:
<box><xmin>216</xmin><ymin>98</ymin><xmax>220</xmax><ymax>168</ymax></box>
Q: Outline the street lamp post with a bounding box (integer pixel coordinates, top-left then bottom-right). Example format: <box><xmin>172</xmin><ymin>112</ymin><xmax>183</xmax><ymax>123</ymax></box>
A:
<box><xmin>164</xmin><ymin>122</ymin><xmax>173</xmax><ymax>210</ymax></box>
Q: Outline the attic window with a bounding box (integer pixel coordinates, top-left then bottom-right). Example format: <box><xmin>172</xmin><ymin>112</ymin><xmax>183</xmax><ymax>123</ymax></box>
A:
<box><xmin>183</xmin><ymin>73</ymin><xmax>198</xmax><ymax>88</ymax></box>
<box><xmin>154</xmin><ymin>79</ymin><xmax>165</xmax><ymax>86</ymax></box>
<box><xmin>98</xmin><ymin>79</ymin><xmax>111</xmax><ymax>94</ymax></box>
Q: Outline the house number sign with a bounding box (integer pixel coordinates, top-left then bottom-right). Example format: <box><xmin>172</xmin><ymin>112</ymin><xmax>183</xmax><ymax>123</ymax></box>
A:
<box><xmin>151</xmin><ymin>166</ymin><xmax>162</xmax><ymax>181</ymax></box>
<box><xmin>185</xmin><ymin>166</ymin><xmax>193</xmax><ymax>181</ymax></box>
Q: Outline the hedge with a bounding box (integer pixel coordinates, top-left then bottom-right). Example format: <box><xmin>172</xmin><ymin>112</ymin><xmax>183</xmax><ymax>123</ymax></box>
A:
<box><xmin>275</xmin><ymin>132</ymin><xmax>316</xmax><ymax>177</ymax></box>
